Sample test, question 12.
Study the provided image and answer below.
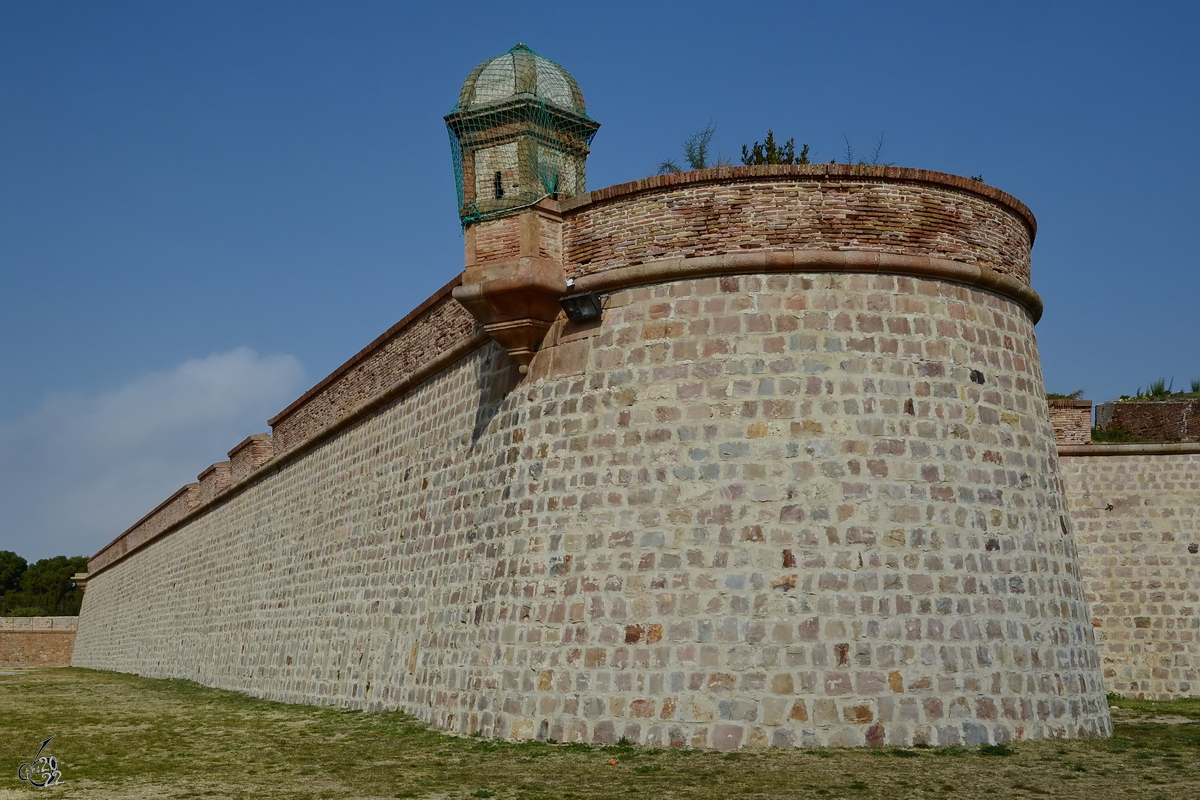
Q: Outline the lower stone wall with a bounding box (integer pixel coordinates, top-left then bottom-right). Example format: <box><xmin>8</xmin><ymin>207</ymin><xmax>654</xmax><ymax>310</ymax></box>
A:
<box><xmin>1062</xmin><ymin>446</ymin><xmax>1200</xmax><ymax>698</ymax></box>
<box><xmin>0</xmin><ymin>617</ymin><xmax>78</xmax><ymax>667</ymax></box>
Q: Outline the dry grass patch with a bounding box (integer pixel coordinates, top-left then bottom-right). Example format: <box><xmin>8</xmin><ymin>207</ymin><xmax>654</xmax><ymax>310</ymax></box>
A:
<box><xmin>1</xmin><ymin>669</ymin><xmax>1198</xmax><ymax>798</ymax></box>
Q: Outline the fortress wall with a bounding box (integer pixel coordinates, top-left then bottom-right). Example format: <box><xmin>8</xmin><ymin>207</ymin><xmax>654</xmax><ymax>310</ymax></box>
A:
<box><xmin>75</xmin><ymin>168</ymin><xmax>1111</xmax><ymax>747</ymax></box>
<box><xmin>75</xmin><ymin>268</ymin><xmax>1111</xmax><ymax>748</ymax></box>
<box><xmin>1061</xmin><ymin>446</ymin><xmax>1200</xmax><ymax>698</ymax></box>
<box><xmin>0</xmin><ymin>617</ymin><xmax>77</xmax><ymax>668</ymax></box>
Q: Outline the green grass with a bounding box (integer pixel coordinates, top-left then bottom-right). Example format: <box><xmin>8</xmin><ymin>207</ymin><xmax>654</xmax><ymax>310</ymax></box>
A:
<box><xmin>1</xmin><ymin>669</ymin><xmax>1200</xmax><ymax>798</ymax></box>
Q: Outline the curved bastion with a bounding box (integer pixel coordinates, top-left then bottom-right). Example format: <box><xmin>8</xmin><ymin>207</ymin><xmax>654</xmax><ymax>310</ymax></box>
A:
<box><xmin>73</xmin><ymin>165</ymin><xmax>1113</xmax><ymax>749</ymax></box>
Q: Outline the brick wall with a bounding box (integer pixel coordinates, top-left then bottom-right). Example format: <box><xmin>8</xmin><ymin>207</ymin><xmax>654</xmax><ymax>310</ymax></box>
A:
<box><xmin>1095</xmin><ymin>400</ymin><xmax>1200</xmax><ymax>442</ymax></box>
<box><xmin>1061</xmin><ymin>446</ymin><xmax>1200</xmax><ymax>698</ymax></box>
<box><xmin>1049</xmin><ymin>400</ymin><xmax>1092</xmax><ymax>446</ymax></box>
<box><xmin>0</xmin><ymin>617</ymin><xmax>78</xmax><ymax>667</ymax></box>
<box><xmin>561</xmin><ymin>166</ymin><xmax>1035</xmax><ymax>285</ymax></box>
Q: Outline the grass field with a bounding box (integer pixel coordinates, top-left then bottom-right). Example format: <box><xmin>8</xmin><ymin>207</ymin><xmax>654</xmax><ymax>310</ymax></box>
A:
<box><xmin>1</xmin><ymin>668</ymin><xmax>1198</xmax><ymax>799</ymax></box>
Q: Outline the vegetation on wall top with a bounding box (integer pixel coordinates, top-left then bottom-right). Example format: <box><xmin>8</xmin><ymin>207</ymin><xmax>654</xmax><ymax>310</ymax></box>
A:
<box><xmin>1119</xmin><ymin>378</ymin><xmax>1200</xmax><ymax>401</ymax></box>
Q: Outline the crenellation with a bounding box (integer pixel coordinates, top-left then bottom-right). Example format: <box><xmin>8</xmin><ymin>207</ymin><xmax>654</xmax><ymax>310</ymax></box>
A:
<box><xmin>228</xmin><ymin>433</ymin><xmax>274</xmax><ymax>484</ymax></box>
<box><xmin>196</xmin><ymin>461</ymin><xmax>231</xmax><ymax>506</ymax></box>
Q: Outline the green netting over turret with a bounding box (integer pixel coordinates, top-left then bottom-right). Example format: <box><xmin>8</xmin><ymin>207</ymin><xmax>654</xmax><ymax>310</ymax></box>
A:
<box><xmin>446</xmin><ymin>44</ymin><xmax>600</xmax><ymax>225</ymax></box>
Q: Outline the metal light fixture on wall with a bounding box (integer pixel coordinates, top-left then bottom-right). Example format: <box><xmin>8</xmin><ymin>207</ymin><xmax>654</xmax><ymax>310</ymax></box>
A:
<box><xmin>560</xmin><ymin>291</ymin><xmax>602</xmax><ymax>322</ymax></box>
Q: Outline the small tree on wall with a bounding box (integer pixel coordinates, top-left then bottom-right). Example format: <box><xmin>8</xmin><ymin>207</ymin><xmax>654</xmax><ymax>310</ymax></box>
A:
<box><xmin>741</xmin><ymin>130</ymin><xmax>810</xmax><ymax>165</ymax></box>
<box><xmin>658</xmin><ymin>123</ymin><xmax>734</xmax><ymax>173</ymax></box>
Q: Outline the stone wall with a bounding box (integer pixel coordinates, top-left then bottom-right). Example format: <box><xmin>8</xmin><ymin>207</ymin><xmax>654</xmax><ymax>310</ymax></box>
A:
<box><xmin>1060</xmin><ymin>444</ymin><xmax>1200</xmax><ymax>698</ymax></box>
<box><xmin>74</xmin><ymin>167</ymin><xmax>1111</xmax><ymax>748</ymax></box>
<box><xmin>0</xmin><ymin>617</ymin><xmax>78</xmax><ymax>667</ymax></box>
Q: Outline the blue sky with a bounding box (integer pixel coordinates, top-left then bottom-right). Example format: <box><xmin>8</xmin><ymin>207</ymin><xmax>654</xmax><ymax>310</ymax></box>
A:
<box><xmin>1</xmin><ymin>1</ymin><xmax>1197</xmax><ymax>562</ymax></box>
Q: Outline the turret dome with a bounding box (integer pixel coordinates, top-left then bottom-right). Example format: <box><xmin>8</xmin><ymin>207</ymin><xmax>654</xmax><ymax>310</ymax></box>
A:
<box><xmin>454</xmin><ymin>43</ymin><xmax>588</xmax><ymax>116</ymax></box>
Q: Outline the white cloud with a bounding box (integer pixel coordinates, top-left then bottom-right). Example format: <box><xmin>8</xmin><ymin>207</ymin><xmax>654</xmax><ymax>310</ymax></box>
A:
<box><xmin>0</xmin><ymin>348</ymin><xmax>305</xmax><ymax>563</ymax></box>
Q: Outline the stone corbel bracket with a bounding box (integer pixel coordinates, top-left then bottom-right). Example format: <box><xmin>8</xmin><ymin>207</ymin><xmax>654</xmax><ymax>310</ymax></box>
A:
<box><xmin>452</xmin><ymin>203</ymin><xmax>567</xmax><ymax>373</ymax></box>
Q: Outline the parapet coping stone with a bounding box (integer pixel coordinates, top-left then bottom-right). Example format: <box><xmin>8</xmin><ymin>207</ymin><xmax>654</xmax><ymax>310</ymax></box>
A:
<box><xmin>0</xmin><ymin>617</ymin><xmax>79</xmax><ymax>631</ymax></box>
<box><xmin>1058</xmin><ymin>443</ymin><xmax>1200</xmax><ymax>456</ymax></box>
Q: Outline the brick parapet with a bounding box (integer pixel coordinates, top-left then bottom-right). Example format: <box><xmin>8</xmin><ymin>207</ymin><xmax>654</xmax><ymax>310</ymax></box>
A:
<box><xmin>196</xmin><ymin>461</ymin><xmax>231</xmax><ymax>506</ymax></box>
<box><xmin>269</xmin><ymin>277</ymin><xmax>480</xmax><ymax>452</ymax></box>
<box><xmin>1095</xmin><ymin>400</ymin><xmax>1200</xmax><ymax>442</ymax></box>
<box><xmin>1061</xmin><ymin>452</ymin><xmax>1200</xmax><ymax>698</ymax></box>
<box><xmin>229</xmin><ymin>433</ymin><xmax>273</xmax><ymax>484</ymax></box>
<box><xmin>89</xmin><ymin>483</ymin><xmax>200</xmax><ymax>574</ymax></box>
<box><xmin>558</xmin><ymin>166</ymin><xmax>1035</xmax><ymax>286</ymax></box>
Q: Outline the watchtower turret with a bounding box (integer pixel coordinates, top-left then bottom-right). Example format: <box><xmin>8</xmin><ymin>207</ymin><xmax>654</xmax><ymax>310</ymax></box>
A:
<box><xmin>446</xmin><ymin>44</ymin><xmax>600</xmax><ymax>224</ymax></box>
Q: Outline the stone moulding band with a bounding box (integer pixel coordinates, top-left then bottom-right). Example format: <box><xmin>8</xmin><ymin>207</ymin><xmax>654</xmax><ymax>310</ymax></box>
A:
<box><xmin>1058</xmin><ymin>443</ymin><xmax>1200</xmax><ymax>456</ymax></box>
<box><xmin>574</xmin><ymin>249</ymin><xmax>1044</xmax><ymax>323</ymax></box>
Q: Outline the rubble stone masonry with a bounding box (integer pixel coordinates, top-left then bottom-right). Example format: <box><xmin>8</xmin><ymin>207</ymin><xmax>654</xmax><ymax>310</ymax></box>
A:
<box><xmin>74</xmin><ymin>167</ymin><xmax>1111</xmax><ymax>747</ymax></box>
